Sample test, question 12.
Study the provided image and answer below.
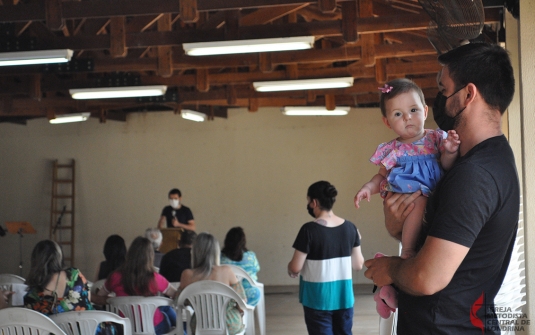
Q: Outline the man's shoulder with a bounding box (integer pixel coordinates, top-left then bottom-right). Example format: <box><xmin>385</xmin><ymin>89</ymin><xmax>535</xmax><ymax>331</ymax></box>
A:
<box><xmin>178</xmin><ymin>205</ymin><xmax>192</xmax><ymax>212</ymax></box>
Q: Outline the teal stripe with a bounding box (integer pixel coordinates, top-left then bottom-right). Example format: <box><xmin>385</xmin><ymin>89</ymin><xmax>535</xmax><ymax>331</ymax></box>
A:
<box><xmin>299</xmin><ymin>277</ymin><xmax>354</xmax><ymax>310</ymax></box>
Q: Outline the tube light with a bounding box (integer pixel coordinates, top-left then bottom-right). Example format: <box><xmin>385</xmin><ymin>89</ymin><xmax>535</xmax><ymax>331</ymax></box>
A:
<box><xmin>69</xmin><ymin>85</ymin><xmax>167</xmax><ymax>100</ymax></box>
<box><xmin>254</xmin><ymin>77</ymin><xmax>354</xmax><ymax>92</ymax></box>
<box><xmin>49</xmin><ymin>112</ymin><xmax>91</xmax><ymax>124</ymax></box>
<box><xmin>181</xmin><ymin>110</ymin><xmax>206</xmax><ymax>122</ymax></box>
<box><xmin>183</xmin><ymin>36</ymin><xmax>315</xmax><ymax>56</ymax></box>
<box><xmin>282</xmin><ymin>106</ymin><xmax>350</xmax><ymax>116</ymax></box>
<box><xmin>0</xmin><ymin>49</ymin><xmax>73</xmax><ymax>66</ymax></box>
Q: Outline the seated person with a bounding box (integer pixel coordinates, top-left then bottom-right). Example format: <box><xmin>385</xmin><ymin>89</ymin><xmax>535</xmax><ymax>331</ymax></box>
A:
<box><xmin>25</xmin><ymin>240</ymin><xmax>94</xmax><ymax>314</ymax></box>
<box><xmin>93</xmin><ymin>237</ymin><xmax>178</xmax><ymax>335</ymax></box>
<box><xmin>220</xmin><ymin>227</ymin><xmax>261</xmax><ymax>306</ymax></box>
<box><xmin>145</xmin><ymin>228</ymin><xmax>164</xmax><ymax>268</ymax></box>
<box><xmin>179</xmin><ymin>233</ymin><xmax>246</xmax><ymax>335</ymax></box>
<box><xmin>96</xmin><ymin>234</ymin><xmax>126</xmax><ymax>280</ymax></box>
<box><xmin>158</xmin><ymin>188</ymin><xmax>196</xmax><ymax>231</ymax></box>
<box><xmin>160</xmin><ymin>230</ymin><xmax>197</xmax><ymax>282</ymax></box>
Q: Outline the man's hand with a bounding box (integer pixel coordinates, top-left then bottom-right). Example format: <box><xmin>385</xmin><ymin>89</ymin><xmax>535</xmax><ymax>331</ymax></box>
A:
<box><xmin>383</xmin><ymin>191</ymin><xmax>421</xmax><ymax>241</ymax></box>
<box><xmin>364</xmin><ymin>256</ymin><xmax>402</xmax><ymax>287</ymax></box>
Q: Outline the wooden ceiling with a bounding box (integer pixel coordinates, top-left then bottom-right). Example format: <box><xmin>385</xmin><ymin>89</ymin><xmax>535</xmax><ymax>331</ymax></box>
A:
<box><xmin>0</xmin><ymin>0</ymin><xmax>503</xmax><ymax>124</ymax></box>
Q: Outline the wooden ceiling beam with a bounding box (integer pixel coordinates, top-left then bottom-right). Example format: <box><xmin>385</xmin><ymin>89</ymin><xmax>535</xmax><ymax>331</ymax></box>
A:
<box><xmin>26</xmin><ymin>15</ymin><xmax>436</xmax><ymax>51</ymax></box>
<box><xmin>240</xmin><ymin>4</ymin><xmax>309</xmax><ymax>26</ymax></box>
<box><xmin>28</xmin><ymin>9</ymin><xmax>504</xmax><ymax>51</ymax></box>
<box><xmin>157</xmin><ymin>14</ymin><xmax>174</xmax><ymax>78</ymax></box>
<box><xmin>110</xmin><ymin>17</ymin><xmax>127</xmax><ymax>57</ymax></box>
<box><xmin>180</xmin><ymin>0</ymin><xmax>199</xmax><ymax>23</ymax></box>
<box><xmin>0</xmin><ymin>42</ymin><xmax>435</xmax><ymax>79</ymax></box>
<box><xmin>386</xmin><ymin>60</ymin><xmax>441</xmax><ymax>76</ymax></box>
<box><xmin>0</xmin><ymin>0</ymin><xmax>360</xmax><ymax>22</ymax></box>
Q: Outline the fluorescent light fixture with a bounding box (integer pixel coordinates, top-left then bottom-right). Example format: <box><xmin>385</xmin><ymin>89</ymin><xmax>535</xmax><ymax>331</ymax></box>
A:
<box><xmin>183</xmin><ymin>36</ymin><xmax>315</xmax><ymax>56</ymax></box>
<box><xmin>0</xmin><ymin>49</ymin><xmax>73</xmax><ymax>66</ymax></box>
<box><xmin>181</xmin><ymin>110</ymin><xmax>206</xmax><ymax>122</ymax></box>
<box><xmin>282</xmin><ymin>106</ymin><xmax>350</xmax><ymax>116</ymax></box>
<box><xmin>254</xmin><ymin>77</ymin><xmax>354</xmax><ymax>92</ymax></box>
<box><xmin>49</xmin><ymin>112</ymin><xmax>91</xmax><ymax>124</ymax></box>
<box><xmin>69</xmin><ymin>85</ymin><xmax>167</xmax><ymax>100</ymax></box>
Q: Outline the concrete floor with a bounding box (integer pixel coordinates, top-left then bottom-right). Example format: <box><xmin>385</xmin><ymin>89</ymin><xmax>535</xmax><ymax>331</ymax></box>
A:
<box><xmin>264</xmin><ymin>285</ymin><xmax>385</xmax><ymax>335</ymax></box>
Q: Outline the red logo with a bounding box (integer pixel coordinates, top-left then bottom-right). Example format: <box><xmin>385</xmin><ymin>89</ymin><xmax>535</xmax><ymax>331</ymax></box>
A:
<box><xmin>470</xmin><ymin>292</ymin><xmax>485</xmax><ymax>334</ymax></box>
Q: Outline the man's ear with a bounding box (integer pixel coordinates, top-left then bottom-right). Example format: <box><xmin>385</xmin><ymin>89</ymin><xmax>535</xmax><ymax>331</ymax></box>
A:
<box><xmin>465</xmin><ymin>83</ymin><xmax>477</xmax><ymax>104</ymax></box>
<box><xmin>382</xmin><ymin>116</ymin><xmax>391</xmax><ymax>129</ymax></box>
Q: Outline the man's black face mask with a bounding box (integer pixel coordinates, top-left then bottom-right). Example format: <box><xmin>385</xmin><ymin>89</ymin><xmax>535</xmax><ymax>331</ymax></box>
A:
<box><xmin>433</xmin><ymin>91</ymin><xmax>455</xmax><ymax>131</ymax></box>
<box><xmin>433</xmin><ymin>85</ymin><xmax>467</xmax><ymax>131</ymax></box>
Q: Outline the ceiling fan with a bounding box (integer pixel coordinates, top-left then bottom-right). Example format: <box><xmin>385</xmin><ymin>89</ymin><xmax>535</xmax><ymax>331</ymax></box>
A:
<box><xmin>418</xmin><ymin>0</ymin><xmax>485</xmax><ymax>54</ymax></box>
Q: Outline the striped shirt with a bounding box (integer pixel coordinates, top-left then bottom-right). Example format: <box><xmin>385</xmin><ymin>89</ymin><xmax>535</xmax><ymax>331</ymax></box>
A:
<box><xmin>292</xmin><ymin>220</ymin><xmax>360</xmax><ymax>310</ymax></box>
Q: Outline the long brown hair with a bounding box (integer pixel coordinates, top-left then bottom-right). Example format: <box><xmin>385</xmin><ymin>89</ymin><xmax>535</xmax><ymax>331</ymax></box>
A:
<box><xmin>119</xmin><ymin>237</ymin><xmax>157</xmax><ymax>296</ymax></box>
<box><xmin>26</xmin><ymin>240</ymin><xmax>63</xmax><ymax>292</ymax></box>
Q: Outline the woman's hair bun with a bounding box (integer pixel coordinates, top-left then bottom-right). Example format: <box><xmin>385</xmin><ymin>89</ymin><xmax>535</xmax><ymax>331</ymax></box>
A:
<box><xmin>325</xmin><ymin>185</ymin><xmax>338</xmax><ymax>198</ymax></box>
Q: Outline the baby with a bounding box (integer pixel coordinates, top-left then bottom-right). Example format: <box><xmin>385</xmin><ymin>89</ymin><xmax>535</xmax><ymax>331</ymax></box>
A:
<box><xmin>355</xmin><ymin>78</ymin><xmax>460</xmax><ymax>259</ymax></box>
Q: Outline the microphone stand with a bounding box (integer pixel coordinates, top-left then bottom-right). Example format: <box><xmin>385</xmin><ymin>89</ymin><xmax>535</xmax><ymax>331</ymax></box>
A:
<box><xmin>52</xmin><ymin>205</ymin><xmax>67</xmax><ymax>242</ymax></box>
<box><xmin>18</xmin><ymin>228</ymin><xmax>23</xmax><ymax>276</ymax></box>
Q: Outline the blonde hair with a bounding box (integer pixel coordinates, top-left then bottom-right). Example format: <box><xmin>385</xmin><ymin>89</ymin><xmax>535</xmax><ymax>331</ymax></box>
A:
<box><xmin>191</xmin><ymin>232</ymin><xmax>220</xmax><ymax>279</ymax></box>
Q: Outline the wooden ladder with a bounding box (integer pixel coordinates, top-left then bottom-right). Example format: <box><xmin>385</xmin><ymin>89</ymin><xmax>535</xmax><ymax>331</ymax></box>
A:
<box><xmin>50</xmin><ymin>159</ymin><xmax>76</xmax><ymax>267</ymax></box>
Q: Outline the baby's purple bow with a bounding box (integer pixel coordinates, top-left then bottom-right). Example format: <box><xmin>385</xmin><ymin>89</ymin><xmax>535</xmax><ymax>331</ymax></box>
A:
<box><xmin>378</xmin><ymin>84</ymin><xmax>393</xmax><ymax>93</ymax></box>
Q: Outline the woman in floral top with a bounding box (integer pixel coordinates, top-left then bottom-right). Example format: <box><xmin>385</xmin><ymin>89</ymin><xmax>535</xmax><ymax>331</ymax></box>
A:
<box><xmin>24</xmin><ymin>240</ymin><xmax>116</xmax><ymax>335</ymax></box>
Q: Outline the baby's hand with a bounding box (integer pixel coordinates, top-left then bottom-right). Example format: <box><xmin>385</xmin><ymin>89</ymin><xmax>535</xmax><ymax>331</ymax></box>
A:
<box><xmin>354</xmin><ymin>188</ymin><xmax>371</xmax><ymax>208</ymax></box>
<box><xmin>444</xmin><ymin>130</ymin><xmax>460</xmax><ymax>154</ymax></box>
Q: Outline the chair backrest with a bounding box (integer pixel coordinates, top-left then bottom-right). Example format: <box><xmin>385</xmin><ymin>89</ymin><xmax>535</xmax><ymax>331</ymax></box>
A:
<box><xmin>0</xmin><ymin>307</ymin><xmax>67</xmax><ymax>335</ymax></box>
<box><xmin>0</xmin><ymin>274</ymin><xmax>26</xmax><ymax>284</ymax></box>
<box><xmin>107</xmin><ymin>296</ymin><xmax>174</xmax><ymax>335</ymax></box>
<box><xmin>226</xmin><ymin>266</ymin><xmax>257</xmax><ymax>286</ymax></box>
<box><xmin>176</xmin><ymin>280</ymin><xmax>253</xmax><ymax>335</ymax></box>
<box><xmin>50</xmin><ymin>310</ymin><xmax>132</xmax><ymax>335</ymax></box>
<box><xmin>227</xmin><ymin>265</ymin><xmax>265</xmax><ymax>335</ymax></box>
<box><xmin>89</xmin><ymin>279</ymin><xmax>106</xmax><ymax>297</ymax></box>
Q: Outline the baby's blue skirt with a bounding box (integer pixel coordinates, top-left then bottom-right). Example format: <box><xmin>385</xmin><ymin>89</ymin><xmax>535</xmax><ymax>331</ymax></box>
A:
<box><xmin>386</xmin><ymin>154</ymin><xmax>443</xmax><ymax>196</ymax></box>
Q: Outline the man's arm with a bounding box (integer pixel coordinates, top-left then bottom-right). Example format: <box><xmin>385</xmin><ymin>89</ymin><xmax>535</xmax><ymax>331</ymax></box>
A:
<box><xmin>287</xmin><ymin>250</ymin><xmax>307</xmax><ymax>278</ymax></box>
<box><xmin>364</xmin><ymin>236</ymin><xmax>469</xmax><ymax>295</ymax></box>
<box><xmin>158</xmin><ymin>216</ymin><xmax>166</xmax><ymax>229</ymax></box>
<box><xmin>172</xmin><ymin>219</ymin><xmax>196</xmax><ymax>231</ymax></box>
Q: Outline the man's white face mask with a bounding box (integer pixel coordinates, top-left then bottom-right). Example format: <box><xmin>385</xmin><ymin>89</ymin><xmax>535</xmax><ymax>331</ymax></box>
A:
<box><xmin>169</xmin><ymin>199</ymin><xmax>180</xmax><ymax>208</ymax></box>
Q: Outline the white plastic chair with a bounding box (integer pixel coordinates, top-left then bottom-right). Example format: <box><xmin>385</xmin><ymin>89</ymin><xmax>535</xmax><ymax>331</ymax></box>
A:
<box><xmin>89</xmin><ymin>279</ymin><xmax>106</xmax><ymax>297</ymax></box>
<box><xmin>0</xmin><ymin>274</ymin><xmax>28</xmax><ymax>307</ymax></box>
<box><xmin>0</xmin><ymin>307</ymin><xmax>67</xmax><ymax>335</ymax></box>
<box><xmin>176</xmin><ymin>280</ymin><xmax>255</xmax><ymax>335</ymax></box>
<box><xmin>50</xmin><ymin>310</ymin><xmax>132</xmax><ymax>335</ymax></box>
<box><xmin>0</xmin><ymin>274</ymin><xmax>26</xmax><ymax>284</ymax></box>
<box><xmin>107</xmin><ymin>296</ymin><xmax>179</xmax><ymax>335</ymax></box>
<box><xmin>228</xmin><ymin>265</ymin><xmax>265</xmax><ymax>335</ymax></box>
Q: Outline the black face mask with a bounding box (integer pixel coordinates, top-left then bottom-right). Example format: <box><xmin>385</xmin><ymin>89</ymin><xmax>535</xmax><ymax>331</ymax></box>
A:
<box><xmin>307</xmin><ymin>204</ymin><xmax>315</xmax><ymax>218</ymax></box>
<box><xmin>433</xmin><ymin>86</ymin><xmax>467</xmax><ymax>131</ymax></box>
<box><xmin>433</xmin><ymin>92</ymin><xmax>455</xmax><ymax>131</ymax></box>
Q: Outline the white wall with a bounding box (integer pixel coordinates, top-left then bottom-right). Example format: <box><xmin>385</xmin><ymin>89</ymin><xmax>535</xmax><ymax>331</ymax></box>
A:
<box><xmin>0</xmin><ymin>107</ymin><xmax>439</xmax><ymax>285</ymax></box>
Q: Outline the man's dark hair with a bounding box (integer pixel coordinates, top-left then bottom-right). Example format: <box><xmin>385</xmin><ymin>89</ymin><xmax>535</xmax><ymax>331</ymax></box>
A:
<box><xmin>168</xmin><ymin>188</ymin><xmax>182</xmax><ymax>197</ymax></box>
<box><xmin>179</xmin><ymin>230</ymin><xmax>197</xmax><ymax>248</ymax></box>
<box><xmin>438</xmin><ymin>43</ymin><xmax>514</xmax><ymax>115</ymax></box>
